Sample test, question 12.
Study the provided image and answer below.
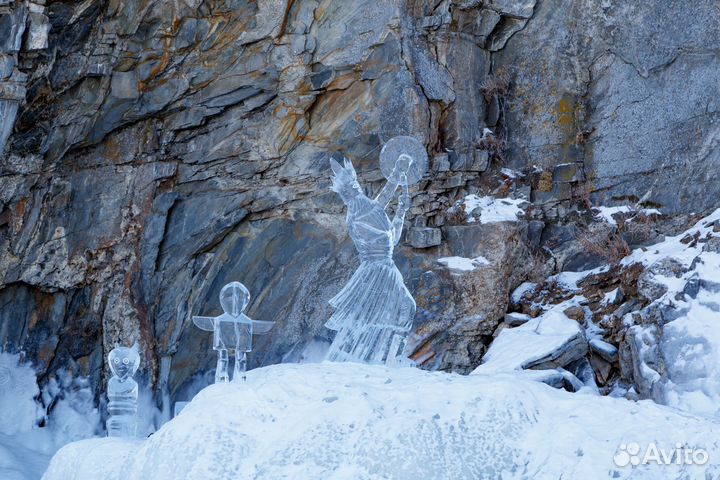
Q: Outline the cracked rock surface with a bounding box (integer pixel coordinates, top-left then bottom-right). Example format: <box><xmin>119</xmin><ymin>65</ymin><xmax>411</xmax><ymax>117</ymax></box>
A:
<box><xmin>1</xmin><ymin>0</ymin><xmax>719</xmax><ymax>411</ymax></box>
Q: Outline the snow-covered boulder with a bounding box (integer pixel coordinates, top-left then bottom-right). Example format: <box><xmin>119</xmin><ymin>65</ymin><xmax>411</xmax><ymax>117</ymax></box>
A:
<box><xmin>45</xmin><ymin>362</ymin><xmax>720</xmax><ymax>479</ymax></box>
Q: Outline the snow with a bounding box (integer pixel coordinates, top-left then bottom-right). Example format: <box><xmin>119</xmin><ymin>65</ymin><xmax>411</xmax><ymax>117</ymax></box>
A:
<box><xmin>500</xmin><ymin>168</ymin><xmax>523</xmax><ymax>179</ymax></box>
<box><xmin>511</xmin><ymin>281</ymin><xmax>537</xmax><ymax>303</ymax></box>
<box><xmin>550</xmin><ymin>265</ymin><xmax>609</xmax><ymax>292</ymax></box>
<box><xmin>0</xmin><ymin>353</ymin><xmax>42</xmax><ymax>436</ymax></box>
<box><xmin>613</xmin><ymin>209</ymin><xmax>720</xmax><ymax>418</ymax></box>
<box><xmin>589</xmin><ymin>338</ymin><xmax>618</xmax><ymax>361</ymax></box>
<box><xmin>600</xmin><ymin>287</ymin><xmax>620</xmax><ymax>307</ymax></box>
<box><xmin>623</xmin><ymin>209</ymin><xmax>720</xmax><ymax>269</ymax></box>
<box><xmin>593</xmin><ymin>205</ymin><xmax>662</xmax><ymax>226</ymax></box>
<box><xmin>462</xmin><ymin>195</ymin><xmax>526</xmax><ymax>224</ymax></box>
<box><xmin>0</xmin><ymin>432</ymin><xmax>56</xmax><ymax>480</ymax></box>
<box><xmin>593</xmin><ymin>206</ymin><xmax>632</xmax><ymax>225</ymax></box>
<box><xmin>475</xmin><ymin>307</ymin><xmax>582</xmax><ymax>373</ymax></box>
<box><xmin>661</xmin><ymin>287</ymin><xmax>720</xmax><ymax>418</ymax></box>
<box><xmin>45</xmin><ymin>362</ymin><xmax>720</xmax><ymax>480</ymax></box>
<box><xmin>437</xmin><ymin>255</ymin><xmax>489</xmax><ymax>272</ymax></box>
<box><xmin>0</xmin><ymin>353</ymin><xmax>102</xmax><ymax>479</ymax></box>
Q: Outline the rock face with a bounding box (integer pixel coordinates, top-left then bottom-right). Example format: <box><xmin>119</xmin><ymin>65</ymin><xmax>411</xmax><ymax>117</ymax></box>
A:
<box><xmin>1</xmin><ymin>0</ymin><xmax>719</xmax><ymax>417</ymax></box>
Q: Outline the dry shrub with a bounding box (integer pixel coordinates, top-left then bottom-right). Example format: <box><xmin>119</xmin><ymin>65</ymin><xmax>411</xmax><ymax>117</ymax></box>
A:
<box><xmin>478</xmin><ymin>133</ymin><xmax>506</xmax><ymax>157</ymax></box>
<box><xmin>445</xmin><ymin>205</ymin><xmax>468</xmax><ymax>225</ymax></box>
<box><xmin>575</xmin><ymin>229</ymin><xmax>631</xmax><ymax>264</ymax></box>
<box><xmin>480</xmin><ymin>71</ymin><xmax>511</xmax><ymax>101</ymax></box>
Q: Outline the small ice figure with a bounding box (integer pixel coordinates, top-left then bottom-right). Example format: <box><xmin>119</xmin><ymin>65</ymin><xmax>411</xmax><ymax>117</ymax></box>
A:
<box><xmin>106</xmin><ymin>342</ymin><xmax>140</xmax><ymax>437</ymax></box>
<box><xmin>193</xmin><ymin>282</ymin><xmax>275</xmax><ymax>382</ymax></box>
<box><xmin>325</xmin><ymin>136</ymin><xmax>428</xmax><ymax>365</ymax></box>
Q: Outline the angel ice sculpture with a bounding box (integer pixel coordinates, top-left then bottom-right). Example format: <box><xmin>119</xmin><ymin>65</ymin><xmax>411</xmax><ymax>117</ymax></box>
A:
<box><xmin>193</xmin><ymin>282</ymin><xmax>274</xmax><ymax>382</ymax></box>
<box><xmin>325</xmin><ymin>136</ymin><xmax>428</xmax><ymax>366</ymax></box>
<box><xmin>107</xmin><ymin>342</ymin><xmax>140</xmax><ymax>437</ymax></box>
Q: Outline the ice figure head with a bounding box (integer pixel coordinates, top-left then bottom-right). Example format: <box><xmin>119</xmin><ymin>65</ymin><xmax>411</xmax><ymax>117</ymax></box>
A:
<box><xmin>330</xmin><ymin>158</ymin><xmax>362</xmax><ymax>202</ymax></box>
<box><xmin>219</xmin><ymin>281</ymin><xmax>250</xmax><ymax>317</ymax></box>
<box><xmin>108</xmin><ymin>342</ymin><xmax>140</xmax><ymax>381</ymax></box>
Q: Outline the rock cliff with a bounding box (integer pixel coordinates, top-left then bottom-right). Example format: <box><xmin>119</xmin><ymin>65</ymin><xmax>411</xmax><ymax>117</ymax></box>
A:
<box><xmin>1</xmin><ymin>0</ymin><xmax>718</xmax><ymax>417</ymax></box>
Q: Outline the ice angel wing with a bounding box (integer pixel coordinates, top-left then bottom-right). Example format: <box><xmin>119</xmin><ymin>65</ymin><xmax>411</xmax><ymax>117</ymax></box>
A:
<box><xmin>192</xmin><ymin>316</ymin><xmax>216</xmax><ymax>331</ymax></box>
<box><xmin>248</xmin><ymin>316</ymin><xmax>275</xmax><ymax>335</ymax></box>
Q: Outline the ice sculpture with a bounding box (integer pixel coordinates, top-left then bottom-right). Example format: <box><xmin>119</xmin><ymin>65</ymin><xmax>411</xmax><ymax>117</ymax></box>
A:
<box><xmin>193</xmin><ymin>281</ymin><xmax>275</xmax><ymax>382</ymax></box>
<box><xmin>325</xmin><ymin>136</ymin><xmax>428</xmax><ymax>365</ymax></box>
<box><xmin>107</xmin><ymin>342</ymin><xmax>140</xmax><ymax>437</ymax></box>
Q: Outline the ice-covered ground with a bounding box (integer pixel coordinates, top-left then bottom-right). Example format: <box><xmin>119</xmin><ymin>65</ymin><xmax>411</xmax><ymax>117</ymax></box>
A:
<box><xmin>0</xmin><ymin>352</ymin><xmax>104</xmax><ymax>480</ymax></box>
<box><xmin>44</xmin><ymin>362</ymin><xmax>719</xmax><ymax>480</ymax></box>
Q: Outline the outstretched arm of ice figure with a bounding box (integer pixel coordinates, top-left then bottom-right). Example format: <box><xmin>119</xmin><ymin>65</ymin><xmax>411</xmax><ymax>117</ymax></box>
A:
<box><xmin>392</xmin><ymin>177</ymin><xmax>410</xmax><ymax>245</ymax></box>
<box><xmin>376</xmin><ymin>152</ymin><xmax>413</xmax><ymax>209</ymax></box>
<box><xmin>374</xmin><ymin>178</ymin><xmax>400</xmax><ymax>210</ymax></box>
<box><xmin>251</xmin><ymin>319</ymin><xmax>275</xmax><ymax>335</ymax></box>
<box><xmin>192</xmin><ymin>316</ymin><xmax>215</xmax><ymax>331</ymax></box>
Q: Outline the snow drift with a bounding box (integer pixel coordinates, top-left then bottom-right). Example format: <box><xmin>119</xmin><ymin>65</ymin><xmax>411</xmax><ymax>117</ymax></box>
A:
<box><xmin>44</xmin><ymin>362</ymin><xmax>720</xmax><ymax>479</ymax></box>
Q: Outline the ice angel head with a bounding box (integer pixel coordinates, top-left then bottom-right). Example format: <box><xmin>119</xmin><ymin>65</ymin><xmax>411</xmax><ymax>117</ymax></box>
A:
<box><xmin>330</xmin><ymin>157</ymin><xmax>363</xmax><ymax>201</ymax></box>
<box><xmin>108</xmin><ymin>342</ymin><xmax>140</xmax><ymax>381</ymax></box>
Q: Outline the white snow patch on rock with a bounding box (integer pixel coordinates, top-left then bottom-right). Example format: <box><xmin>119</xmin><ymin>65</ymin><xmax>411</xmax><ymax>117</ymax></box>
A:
<box><xmin>475</xmin><ymin>308</ymin><xmax>582</xmax><ymax>373</ymax></box>
<box><xmin>437</xmin><ymin>255</ymin><xmax>489</xmax><ymax>272</ymax></box>
<box><xmin>593</xmin><ymin>205</ymin><xmax>662</xmax><ymax>226</ymax></box>
<box><xmin>463</xmin><ymin>195</ymin><xmax>526</xmax><ymax>224</ymax></box>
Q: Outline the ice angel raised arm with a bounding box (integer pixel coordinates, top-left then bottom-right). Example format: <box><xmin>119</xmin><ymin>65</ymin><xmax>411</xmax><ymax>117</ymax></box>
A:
<box><xmin>324</xmin><ymin>136</ymin><xmax>427</xmax><ymax>366</ymax></box>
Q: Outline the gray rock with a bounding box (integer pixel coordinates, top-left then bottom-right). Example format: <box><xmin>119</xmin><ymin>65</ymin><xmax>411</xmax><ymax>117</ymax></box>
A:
<box><xmin>1</xmin><ymin>0</ymin><xmax>719</xmax><ymax>416</ymax></box>
<box><xmin>526</xmin><ymin>220</ymin><xmax>544</xmax><ymax>248</ymax></box>
<box><xmin>623</xmin><ymin>324</ymin><xmax>666</xmax><ymax>401</ymax></box>
<box><xmin>0</xmin><ymin>7</ymin><xmax>27</xmax><ymax>53</ymax></box>
<box><xmin>432</xmin><ymin>153</ymin><xmax>451</xmax><ymax>172</ymax></box>
<box><xmin>533</xmin><ymin>368</ymin><xmax>584</xmax><ymax>392</ymax></box>
<box><xmin>637</xmin><ymin>258</ymin><xmax>686</xmax><ymax>302</ymax></box>
<box><xmin>0</xmin><ymin>54</ymin><xmax>14</xmax><ymax>79</ymax></box>
<box><xmin>469</xmin><ymin>149</ymin><xmax>489</xmax><ymax>172</ymax></box>
<box><xmin>110</xmin><ymin>71</ymin><xmax>140</xmax><ymax>99</ymax></box>
<box><xmin>25</xmin><ymin>12</ymin><xmax>49</xmax><ymax>50</ymax></box>
<box><xmin>504</xmin><ymin>312</ymin><xmax>531</xmax><ymax>327</ymax></box>
<box><xmin>524</xmin><ymin>332</ymin><xmax>588</xmax><ymax>370</ymax></box>
<box><xmin>498</xmin><ymin>0</ymin><xmax>720</xmax><ymax>215</ymax></box>
<box><xmin>407</xmin><ymin>227</ymin><xmax>441</xmax><ymax>248</ymax></box>
<box><xmin>589</xmin><ymin>338</ymin><xmax>618</xmax><ymax>363</ymax></box>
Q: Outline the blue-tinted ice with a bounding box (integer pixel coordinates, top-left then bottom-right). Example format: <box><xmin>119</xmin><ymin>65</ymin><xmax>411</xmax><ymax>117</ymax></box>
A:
<box><xmin>193</xmin><ymin>282</ymin><xmax>275</xmax><ymax>382</ymax></box>
<box><xmin>107</xmin><ymin>343</ymin><xmax>140</xmax><ymax>437</ymax></box>
<box><xmin>325</xmin><ymin>136</ymin><xmax>427</xmax><ymax>366</ymax></box>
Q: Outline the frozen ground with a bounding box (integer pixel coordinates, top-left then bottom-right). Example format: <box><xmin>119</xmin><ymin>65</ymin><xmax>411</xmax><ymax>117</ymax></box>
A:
<box><xmin>45</xmin><ymin>362</ymin><xmax>720</xmax><ymax>480</ymax></box>
<box><xmin>0</xmin><ymin>352</ymin><xmax>103</xmax><ymax>480</ymax></box>
<box><xmin>0</xmin><ymin>353</ymin><xmax>66</xmax><ymax>480</ymax></box>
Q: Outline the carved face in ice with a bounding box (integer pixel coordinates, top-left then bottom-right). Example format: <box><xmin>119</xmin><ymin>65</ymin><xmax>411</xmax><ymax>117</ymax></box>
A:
<box><xmin>108</xmin><ymin>343</ymin><xmax>140</xmax><ymax>380</ymax></box>
<box><xmin>330</xmin><ymin>158</ymin><xmax>362</xmax><ymax>201</ymax></box>
<box><xmin>219</xmin><ymin>281</ymin><xmax>250</xmax><ymax>317</ymax></box>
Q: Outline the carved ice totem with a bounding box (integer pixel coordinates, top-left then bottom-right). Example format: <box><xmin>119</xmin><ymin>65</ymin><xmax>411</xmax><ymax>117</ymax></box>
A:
<box><xmin>107</xmin><ymin>342</ymin><xmax>140</xmax><ymax>437</ymax></box>
<box><xmin>193</xmin><ymin>282</ymin><xmax>275</xmax><ymax>382</ymax></box>
<box><xmin>325</xmin><ymin>136</ymin><xmax>428</xmax><ymax>366</ymax></box>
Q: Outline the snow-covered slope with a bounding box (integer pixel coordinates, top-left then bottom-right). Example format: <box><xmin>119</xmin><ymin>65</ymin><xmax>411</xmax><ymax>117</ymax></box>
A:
<box><xmin>0</xmin><ymin>352</ymin><xmax>102</xmax><ymax>480</ymax></box>
<box><xmin>44</xmin><ymin>362</ymin><xmax>720</xmax><ymax>480</ymax></box>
